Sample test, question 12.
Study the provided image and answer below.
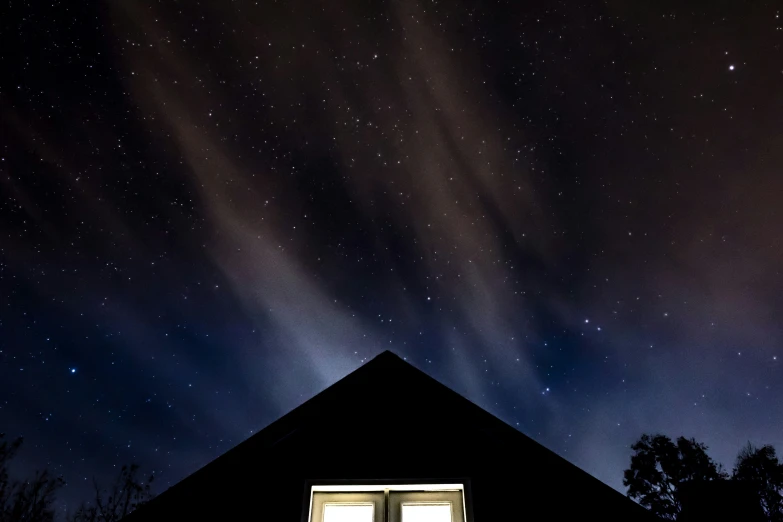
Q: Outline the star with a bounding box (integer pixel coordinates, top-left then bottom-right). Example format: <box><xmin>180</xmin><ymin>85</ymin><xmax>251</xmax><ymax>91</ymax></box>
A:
<box><xmin>2</xmin><ymin>0</ymin><xmax>780</xmax><ymax>514</ymax></box>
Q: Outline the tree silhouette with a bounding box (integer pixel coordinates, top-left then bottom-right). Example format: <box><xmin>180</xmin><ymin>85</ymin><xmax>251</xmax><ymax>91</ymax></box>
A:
<box><xmin>0</xmin><ymin>433</ymin><xmax>65</xmax><ymax>522</ymax></box>
<box><xmin>733</xmin><ymin>443</ymin><xmax>783</xmax><ymax>522</ymax></box>
<box><xmin>623</xmin><ymin>433</ymin><xmax>727</xmax><ymax>519</ymax></box>
<box><xmin>67</xmin><ymin>464</ymin><xmax>154</xmax><ymax>522</ymax></box>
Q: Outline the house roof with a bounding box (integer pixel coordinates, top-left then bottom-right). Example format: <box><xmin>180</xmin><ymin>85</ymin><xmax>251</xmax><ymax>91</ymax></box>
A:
<box><xmin>128</xmin><ymin>350</ymin><xmax>655</xmax><ymax>520</ymax></box>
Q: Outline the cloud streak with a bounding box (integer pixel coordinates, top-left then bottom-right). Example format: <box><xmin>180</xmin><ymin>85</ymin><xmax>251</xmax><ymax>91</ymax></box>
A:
<box><xmin>112</xmin><ymin>0</ymin><xmax>556</xmax><ymax>418</ymax></box>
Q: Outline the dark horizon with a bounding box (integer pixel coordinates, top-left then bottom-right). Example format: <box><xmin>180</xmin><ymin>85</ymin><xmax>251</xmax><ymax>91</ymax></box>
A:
<box><xmin>1</xmin><ymin>0</ymin><xmax>782</xmax><ymax>512</ymax></box>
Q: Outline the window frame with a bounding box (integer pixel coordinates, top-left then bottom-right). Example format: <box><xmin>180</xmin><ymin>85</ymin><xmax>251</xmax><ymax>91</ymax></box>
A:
<box><xmin>304</xmin><ymin>481</ymin><xmax>471</xmax><ymax>522</ymax></box>
<box><xmin>388</xmin><ymin>490</ymin><xmax>465</xmax><ymax>522</ymax></box>
<box><xmin>311</xmin><ymin>492</ymin><xmax>384</xmax><ymax>522</ymax></box>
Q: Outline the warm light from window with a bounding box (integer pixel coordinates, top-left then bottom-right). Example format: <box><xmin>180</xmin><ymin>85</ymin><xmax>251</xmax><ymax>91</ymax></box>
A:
<box><xmin>313</xmin><ymin>484</ymin><xmax>463</xmax><ymax>492</ymax></box>
<box><xmin>401</xmin><ymin>503</ymin><xmax>452</xmax><ymax>522</ymax></box>
<box><xmin>323</xmin><ymin>503</ymin><xmax>375</xmax><ymax>522</ymax></box>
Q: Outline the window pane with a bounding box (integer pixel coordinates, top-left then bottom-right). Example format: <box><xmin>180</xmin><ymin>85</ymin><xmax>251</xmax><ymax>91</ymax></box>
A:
<box><xmin>323</xmin><ymin>503</ymin><xmax>374</xmax><ymax>522</ymax></box>
<box><xmin>402</xmin><ymin>503</ymin><xmax>452</xmax><ymax>522</ymax></box>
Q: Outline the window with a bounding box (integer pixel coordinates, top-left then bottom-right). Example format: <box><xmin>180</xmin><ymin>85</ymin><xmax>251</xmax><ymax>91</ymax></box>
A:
<box><xmin>400</xmin><ymin>504</ymin><xmax>452</xmax><ymax>522</ymax></box>
<box><xmin>308</xmin><ymin>484</ymin><xmax>466</xmax><ymax>522</ymax></box>
<box><xmin>323</xmin><ymin>503</ymin><xmax>375</xmax><ymax>522</ymax></box>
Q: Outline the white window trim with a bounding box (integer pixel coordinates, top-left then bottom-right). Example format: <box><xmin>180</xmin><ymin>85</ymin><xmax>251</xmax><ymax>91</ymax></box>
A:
<box><xmin>307</xmin><ymin>483</ymin><xmax>467</xmax><ymax>522</ymax></box>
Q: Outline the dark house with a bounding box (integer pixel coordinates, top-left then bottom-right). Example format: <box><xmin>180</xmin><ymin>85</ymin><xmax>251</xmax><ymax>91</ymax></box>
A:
<box><xmin>128</xmin><ymin>351</ymin><xmax>656</xmax><ymax>521</ymax></box>
<box><xmin>678</xmin><ymin>480</ymin><xmax>766</xmax><ymax>522</ymax></box>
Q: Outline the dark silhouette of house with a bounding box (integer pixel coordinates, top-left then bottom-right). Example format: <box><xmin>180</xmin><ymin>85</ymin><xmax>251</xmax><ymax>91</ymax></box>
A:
<box><xmin>678</xmin><ymin>479</ymin><xmax>766</xmax><ymax>522</ymax></box>
<box><xmin>127</xmin><ymin>351</ymin><xmax>656</xmax><ymax>521</ymax></box>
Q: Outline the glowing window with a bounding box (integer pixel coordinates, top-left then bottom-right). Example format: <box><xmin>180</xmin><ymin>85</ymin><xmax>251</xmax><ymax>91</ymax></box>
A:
<box><xmin>401</xmin><ymin>503</ymin><xmax>452</xmax><ymax>522</ymax></box>
<box><xmin>323</xmin><ymin>503</ymin><xmax>375</xmax><ymax>522</ymax></box>
<box><xmin>308</xmin><ymin>484</ymin><xmax>466</xmax><ymax>522</ymax></box>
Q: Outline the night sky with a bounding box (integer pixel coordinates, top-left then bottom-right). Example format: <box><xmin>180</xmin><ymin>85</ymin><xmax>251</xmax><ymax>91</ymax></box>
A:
<box><xmin>2</xmin><ymin>0</ymin><xmax>782</xmax><ymax>511</ymax></box>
